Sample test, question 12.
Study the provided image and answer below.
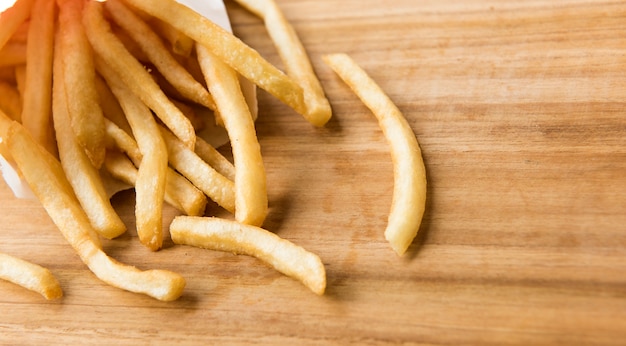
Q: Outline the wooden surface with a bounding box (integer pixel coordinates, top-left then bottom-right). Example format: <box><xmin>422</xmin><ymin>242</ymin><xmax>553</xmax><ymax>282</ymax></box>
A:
<box><xmin>1</xmin><ymin>0</ymin><xmax>626</xmax><ymax>344</ymax></box>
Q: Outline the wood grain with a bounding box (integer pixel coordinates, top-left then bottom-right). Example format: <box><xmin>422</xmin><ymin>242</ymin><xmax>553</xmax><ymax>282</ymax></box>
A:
<box><xmin>1</xmin><ymin>0</ymin><xmax>626</xmax><ymax>344</ymax></box>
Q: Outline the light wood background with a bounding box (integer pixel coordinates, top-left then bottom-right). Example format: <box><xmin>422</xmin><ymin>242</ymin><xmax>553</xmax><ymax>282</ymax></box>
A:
<box><xmin>1</xmin><ymin>0</ymin><xmax>626</xmax><ymax>344</ymax></box>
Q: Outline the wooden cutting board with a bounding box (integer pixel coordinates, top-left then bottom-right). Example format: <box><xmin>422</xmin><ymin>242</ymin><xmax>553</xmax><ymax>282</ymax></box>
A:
<box><xmin>1</xmin><ymin>0</ymin><xmax>625</xmax><ymax>344</ymax></box>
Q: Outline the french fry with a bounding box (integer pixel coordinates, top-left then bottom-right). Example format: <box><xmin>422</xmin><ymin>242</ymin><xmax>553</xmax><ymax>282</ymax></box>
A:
<box><xmin>21</xmin><ymin>0</ymin><xmax>56</xmax><ymax>155</ymax></box>
<box><xmin>4</xmin><ymin>118</ymin><xmax>102</xmax><ymax>248</ymax></box>
<box><xmin>197</xmin><ymin>45</ymin><xmax>267</xmax><ymax>226</ymax></box>
<box><xmin>233</xmin><ymin>0</ymin><xmax>332</xmax><ymax>126</ymax></box>
<box><xmin>0</xmin><ymin>81</ymin><xmax>22</xmax><ymax>121</ymax></box>
<box><xmin>0</xmin><ymin>42</ymin><xmax>27</xmax><ymax>67</ymax></box>
<box><xmin>104</xmin><ymin>0</ymin><xmax>216</xmax><ymax>110</ymax></box>
<box><xmin>104</xmin><ymin>150</ymin><xmax>207</xmax><ymax>217</ymax></box>
<box><xmin>103</xmin><ymin>118</ymin><xmax>142</xmax><ymax>163</ymax></box>
<box><xmin>97</xmin><ymin>58</ymin><xmax>168</xmax><ymax>251</ymax></box>
<box><xmin>95</xmin><ymin>75</ymin><xmax>132</xmax><ymax>135</ymax></box>
<box><xmin>83</xmin><ymin>0</ymin><xmax>196</xmax><ymax>150</ymax></box>
<box><xmin>195</xmin><ymin>136</ymin><xmax>235</xmax><ymax>181</ymax></box>
<box><xmin>123</xmin><ymin>0</ymin><xmax>309</xmax><ymax>120</ymax></box>
<box><xmin>52</xmin><ymin>32</ymin><xmax>126</xmax><ymax>240</ymax></box>
<box><xmin>57</xmin><ymin>0</ymin><xmax>106</xmax><ymax>168</ymax></box>
<box><xmin>146</xmin><ymin>16</ymin><xmax>194</xmax><ymax>57</ymax></box>
<box><xmin>170</xmin><ymin>216</ymin><xmax>326</xmax><ymax>295</ymax></box>
<box><xmin>323</xmin><ymin>53</ymin><xmax>427</xmax><ymax>256</ymax></box>
<box><xmin>5</xmin><ymin>120</ymin><xmax>185</xmax><ymax>301</ymax></box>
<box><xmin>0</xmin><ymin>0</ymin><xmax>34</xmax><ymax>50</ymax></box>
<box><xmin>0</xmin><ymin>251</ymin><xmax>63</xmax><ymax>300</ymax></box>
<box><xmin>159</xmin><ymin>125</ymin><xmax>235</xmax><ymax>214</ymax></box>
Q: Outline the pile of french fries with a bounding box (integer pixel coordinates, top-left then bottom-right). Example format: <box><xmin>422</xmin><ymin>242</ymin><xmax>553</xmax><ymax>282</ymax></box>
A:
<box><xmin>0</xmin><ymin>0</ymin><xmax>426</xmax><ymax>301</ymax></box>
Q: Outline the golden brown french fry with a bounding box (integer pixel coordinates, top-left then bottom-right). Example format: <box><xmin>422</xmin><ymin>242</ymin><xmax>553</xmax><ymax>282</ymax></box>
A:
<box><xmin>103</xmin><ymin>118</ymin><xmax>142</xmax><ymax>164</ymax></box>
<box><xmin>104</xmin><ymin>150</ymin><xmax>207</xmax><ymax>217</ymax></box>
<box><xmin>323</xmin><ymin>53</ymin><xmax>427</xmax><ymax>256</ymax></box>
<box><xmin>52</xmin><ymin>32</ymin><xmax>126</xmax><ymax>239</ymax></box>
<box><xmin>57</xmin><ymin>0</ymin><xmax>106</xmax><ymax>168</ymax></box>
<box><xmin>0</xmin><ymin>0</ymin><xmax>34</xmax><ymax>50</ymax></box>
<box><xmin>170</xmin><ymin>216</ymin><xmax>326</xmax><ymax>295</ymax></box>
<box><xmin>123</xmin><ymin>0</ymin><xmax>309</xmax><ymax>119</ymax></box>
<box><xmin>21</xmin><ymin>0</ymin><xmax>56</xmax><ymax>155</ymax></box>
<box><xmin>195</xmin><ymin>136</ymin><xmax>235</xmax><ymax>182</ymax></box>
<box><xmin>97</xmin><ymin>58</ymin><xmax>168</xmax><ymax>251</ymax></box>
<box><xmin>95</xmin><ymin>75</ymin><xmax>132</xmax><ymax>135</ymax></box>
<box><xmin>233</xmin><ymin>0</ymin><xmax>331</xmax><ymax>126</ymax></box>
<box><xmin>0</xmin><ymin>251</ymin><xmax>63</xmax><ymax>300</ymax></box>
<box><xmin>104</xmin><ymin>0</ymin><xmax>216</xmax><ymax>110</ymax></box>
<box><xmin>0</xmin><ymin>42</ymin><xmax>26</xmax><ymax>67</ymax></box>
<box><xmin>159</xmin><ymin>125</ymin><xmax>235</xmax><ymax>214</ymax></box>
<box><xmin>83</xmin><ymin>1</ymin><xmax>196</xmax><ymax>149</ymax></box>
<box><xmin>197</xmin><ymin>45</ymin><xmax>267</xmax><ymax>226</ymax></box>
<box><xmin>146</xmin><ymin>16</ymin><xmax>194</xmax><ymax>57</ymax></box>
<box><xmin>6</xmin><ymin>120</ymin><xmax>185</xmax><ymax>301</ymax></box>
<box><xmin>5</xmin><ymin>120</ymin><xmax>102</xmax><ymax>248</ymax></box>
<box><xmin>0</xmin><ymin>81</ymin><xmax>22</xmax><ymax>121</ymax></box>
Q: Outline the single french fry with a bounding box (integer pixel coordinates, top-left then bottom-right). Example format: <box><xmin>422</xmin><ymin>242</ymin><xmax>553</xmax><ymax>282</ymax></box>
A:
<box><xmin>323</xmin><ymin>53</ymin><xmax>427</xmax><ymax>256</ymax></box>
<box><xmin>95</xmin><ymin>75</ymin><xmax>132</xmax><ymax>135</ymax></box>
<box><xmin>0</xmin><ymin>251</ymin><xmax>63</xmax><ymax>300</ymax></box>
<box><xmin>147</xmin><ymin>16</ymin><xmax>194</xmax><ymax>57</ymax></box>
<box><xmin>123</xmin><ymin>0</ymin><xmax>308</xmax><ymax>119</ymax></box>
<box><xmin>5</xmin><ymin>119</ymin><xmax>102</xmax><ymax>248</ymax></box>
<box><xmin>97</xmin><ymin>57</ymin><xmax>168</xmax><ymax>251</ymax></box>
<box><xmin>103</xmin><ymin>118</ymin><xmax>142</xmax><ymax>164</ymax></box>
<box><xmin>104</xmin><ymin>0</ymin><xmax>215</xmax><ymax>110</ymax></box>
<box><xmin>197</xmin><ymin>45</ymin><xmax>267</xmax><ymax>226</ymax></box>
<box><xmin>52</xmin><ymin>32</ymin><xmax>126</xmax><ymax>239</ymax></box>
<box><xmin>57</xmin><ymin>0</ymin><xmax>106</xmax><ymax>168</ymax></box>
<box><xmin>21</xmin><ymin>0</ymin><xmax>56</xmax><ymax>155</ymax></box>
<box><xmin>0</xmin><ymin>81</ymin><xmax>22</xmax><ymax>121</ymax></box>
<box><xmin>6</xmin><ymin>120</ymin><xmax>185</xmax><ymax>301</ymax></box>
<box><xmin>170</xmin><ymin>216</ymin><xmax>326</xmax><ymax>295</ymax></box>
<box><xmin>159</xmin><ymin>125</ymin><xmax>235</xmax><ymax>214</ymax></box>
<box><xmin>0</xmin><ymin>0</ymin><xmax>34</xmax><ymax>51</ymax></box>
<box><xmin>83</xmin><ymin>0</ymin><xmax>195</xmax><ymax>149</ymax></box>
<box><xmin>234</xmin><ymin>0</ymin><xmax>331</xmax><ymax>126</ymax></box>
<box><xmin>195</xmin><ymin>136</ymin><xmax>235</xmax><ymax>182</ymax></box>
